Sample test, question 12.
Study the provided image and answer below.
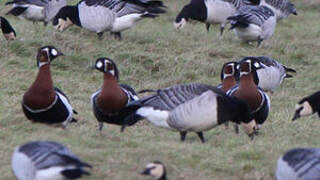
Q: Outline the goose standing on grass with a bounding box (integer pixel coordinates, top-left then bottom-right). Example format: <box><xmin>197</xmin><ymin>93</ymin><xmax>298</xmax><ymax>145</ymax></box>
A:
<box><xmin>91</xmin><ymin>57</ymin><xmax>139</xmax><ymax>131</ymax></box>
<box><xmin>238</xmin><ymin>56</ymin><xmax>296</xmax><ymax>93</ymax></box>
<box><xmin>276</xmin><ymin>148</ymin><xmax>320</xmax><ymax>180</ymax></box>
<box><xmin>12</xmin><ymin>141</ymin><xmax>92</xmax><ymax>180</ymax></box>
<box><xmin>174</xmin><ymin>0</ymin><xmax>260</xmax><ymax>35</ymax></box>
<box><xmin>141</xmin><ymin>161</ymin><xmax>166</xmax><ymax>180</ymax></box>
<box><xmin>53</xmin><ymin>0</ymin><xmax>166</xmax><ymax>40</ymax></box>
<box><xmin>5</xmin><ymin>0</ymin><xmax>67</xmax><ymax>25</ymax></box>
<box><xmin>292</xmin><ymin>91</ymin><xmax>320</xmax><ymax>121</ymax></box>
<box><xmin>0</xmin><ymin>16</ymin><xmax>16</xmax><ymax>41</ymax></box>
<box><xmin>22</xmin><ymin>46</ymin><xmax>77</xmax><ymax>128</ymax></box>
<box><xmin>227</xmin><ymin>4</ymin><xmax>277</xmax><ymax>47</ymax></box>
<box><xmin>227</xmin><ymin>58</ymin><xmax>270</xmax><ymax>133</ymax></box>
<box><xmin>261</xmin><ymin>0</ymin><xmax>297</xmax><ymax>21</ymax></box>
<box><xmin>121</xmin><ymin>83</ymin><xmax>257</xmax><ymax>143</ymax></box>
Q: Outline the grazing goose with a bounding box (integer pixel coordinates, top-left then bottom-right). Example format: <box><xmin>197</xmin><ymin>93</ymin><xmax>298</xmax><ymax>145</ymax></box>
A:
<box><xmin>292</xmin><ymin>91</ymin><xmax>320</xmax><ymax>121</ymax></box>
<box><xmin>12</xmin><ymin>141</ymin><xmax>92</xmax><ymax>180</ymax></box>
<box><xmin>141</xmin><ymin>161</ymin><xmax>166</xmax><ymax>180</ymax></box>
<box><xmin>174</xmin><ymin>0</ymin><xmax>260</xmax><ymax>35</ymax></box>
<box><xmin>5</xmin><ymin>0</ymin><xmax>67</xmax><ymax>25</ymax></box>
<box><xmin>121</xmin><ymin>83</ymin><xmax>257</xmax><ymax>143</ymax></box>
<box><xmin>227</xmin><ymin>4</ymin><xmax>277</xmax><ymax>47</ymax></box>
<box><xmin>0</xmin><ymin>16</ymin><xmax>16</xmax><ymax>40</ymax></box>
<box><xmin>261</xmin><ymin>0</ymin><xmax>297</xmax><ymax>21</ymax></box>
<box><xmin>91</xmin><ymin>57</ymin><xmax>139</xmax><ymax>131</ymax></box>
<box><xmin>53</xmin><ymin>0</ymin><xmax>166</xmax><ymax>40</ymax></box>
<box><xmin>276</xmin><ymin>148</ymin><xmax>320</xmax><ymax>180</ymax></box>
<box><xmin>22</xmin><ymin>46</ymin><xmax>77</xmax><ymax>128</ymax></box>
<box><xmin>227</xmin><ymin>58</ymin><xmax>270</xmax><ymax>132</ymax></box>
<box><xmin>238</xmin><ymin>56</ymin><xmax>296</xmax><ymax>93</ymax></box>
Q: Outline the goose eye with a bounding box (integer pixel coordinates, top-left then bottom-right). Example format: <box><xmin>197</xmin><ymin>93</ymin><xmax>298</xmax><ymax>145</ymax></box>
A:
<box><xmin>51</xmin><ymin>49</ymin><xmax>58</xmax><ymax>56</ymax></box>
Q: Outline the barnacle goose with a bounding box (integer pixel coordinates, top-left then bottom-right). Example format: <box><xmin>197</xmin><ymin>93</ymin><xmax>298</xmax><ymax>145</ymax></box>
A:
<box><xmin>12</xmin><ymin>141</ymin><xmax>92</xmax><ymax>180</ymax></box>
<box><xmin>0</xmin><ymin>16</ymin><xmax>16</xmax><ymax>41</ymax></box>
<box><xmin>91</xmin><ymin>57</ymin><xmax>139</xmax><ymax>131</ymax></box>
<box><xmin>276</xmin><ymin>148</ymin><xmax>320</xmax><ymax>180</ymax></box>
<box><xmin>238</xmin><ymin>56</ymin><xmax>296</xmax><ymax>93</ymax></box>
<box><xmin>121</xmin><ymin>83</ymin><xmax>256</xmax><ymax>143</ymax></box>
<box><xmin>22</xmin><ymin>46</ymin><xmax>77</xmax><ymax>128</ymax></box>
<box><xmin>141</xmin><ymin>161</ymin><xmax>166</xmax><ymax>180</ymax></box>
<box><xmin>227</xmin><ymin>4</ymin><xmax>277</xmax><ymax>47</ymax></box>
<box><xmin>292</xmin><ymin>91</ymin><xmax>320</xmax><ymax>121</ymax></box>
<box><xmin>5</xmin><ymin>0</ymin><xmax>67</xmax><ymax>25</ymax></box>
<box><xmin>53</xmin><ymin>0</ymin><xmax>166</xmax><ymax>40</ymax></box>
<box><xmin>174</xmin><ymin>0</ymin><xmax>260</xmax><ymax>35</ymax></box>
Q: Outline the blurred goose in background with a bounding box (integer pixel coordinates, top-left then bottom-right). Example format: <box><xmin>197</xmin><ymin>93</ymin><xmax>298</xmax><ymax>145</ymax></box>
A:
<box><xmin>174</xmin><ymin>0</ymin><xmax>260</xmax><ymax>35</ymax></box>
<box><xmin>227</xmin><ymin>4</ymin><xmax>277</xmax><ymax>47</ymax></box>
<box><xmin>0</xmin><ymin>16</ymin><xmax>16</xmax><ymax>40</ymax></box>
<box><xmin>12</xmin><ymin>141</ymin><xmax>92</xmax><ymax>180</ymax></box>
<box><xmin>121</xmin><ymin>83</ymin><xmax>256</xmax><ymax>143</ymax></box>
<box><xmin>141</xmin><ymin>161</ymin><xmax>166</xmax><ymax>180</ymax></box>
<box><xmin>292</xmin><ymin>91</ymin><xmax>320</xmax><ymax>121</ymax></box>
<box><xmin>22</xmin><ymin>46</ymin><xmax>77</xmax><ymax>128</ymax></box>
<box><xmin>276</xmin><ymin>148</ymin><xmax>320</xmax><ymax>180</ymax></box>
<box><xmin>5</xmin><ymin>0</ymin><xmax>67</xmax><ymax>25</ymax></box>
<box><xmin>91</xmin><ymin>57</ymin><xmax>139</xmax><ymax>131</ymax></box>
<box><xmin>227</xmin><ymin>58</ymin><xmax>270</xmax><ymax>133</ymax></box>
<box><xmin>238</xmin><ymin>56</ymin><xmax>296</xmax><ymax>93</ymax></box>
<box><xmin>53</xmin><ymin>0</ymin><xmax>166</xmax><ymax>40</ymax></box>
<box><xmin>261</xmin><ymin>0</ymin><xmax>297</xmax><ymax>21</ymax></box>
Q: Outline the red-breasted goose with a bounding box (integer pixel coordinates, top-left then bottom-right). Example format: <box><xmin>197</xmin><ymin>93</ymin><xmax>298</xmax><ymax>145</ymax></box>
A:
<box><xmin>227</xmin><ymin>4</ymin><xmax>277</xmax><ymax>47</ymax></box>
<box><xmin>53</xmin><ymin>0</ymin><xmax>166</xmax><ymax>40</ymax></box>
<box><xmin>141</xmin><ymin>161</ymin><xmax>166</xmax><ymax>180</ymax></box>
<box><xmin>227</xmin><ymin>58</ymin><xmax>270</xmax><ymax>132</ymax></box>
<box><xmin>121</xmin><ymin>83</ymin><xmax>257</xmax><ymax>143</ymax></box>
<box><xmin>5</xmin><ymin>0</ymin><xmax>67</xmax><ymax>25</ymax></box>
<box><xmin>0</xmin><ymin>16</ymin><xmax>16</xmax><ymax>41</ymax></box>
<box><xmin>238</xmin><ymin>56</ymin><xmax>296</xmax><ymax>93</ymax></box>
<box><xmin>12</xmin><ymin>141</ymin><xmax>92</xmax><ymax>180</ymax></box>
<box><xmin>292</xmin><ymin>91</ymin><xmax>320</xmax><ymax>121</ymax></box>
<box><xmin>276</xmin><ymin>148</ymin><xmax>320</xmax><ymax>180</ymax></box>
<box><xmin>22</xmin><ymin>46</ymin><xmax>77</xmax><ymax>128</ymax></box>
<box><xmin>218</xmin><ymin>61</ymin><xmax>239</xmax><ymax>92</ymax></box>
<box><xmin>261</xmin><ymin>0</ymin><xmax>297</xmax><ymax>21</ymax></box>
<box><xmin>174</xmin><ymin>0</ymin><xmax>260</xmax><ymax>35</ymax></box>
<box><xmin>91</xmin><ymin>58</ymin><xmax>139</xmax><ymax>131</ymax></box>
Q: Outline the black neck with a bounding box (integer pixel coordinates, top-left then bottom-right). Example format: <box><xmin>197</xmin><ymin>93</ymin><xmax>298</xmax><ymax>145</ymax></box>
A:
<box><xmin>175</xmin><ymin>1</ymin><xmax>207</xmax><ymax>22</ymax></box>
<box><xmin>0</xmin><ymin>17</ymin><xmax>16</xmax><ymax>35</ymax></box>
<box><xmin>64</xmin><ymin>6</ymin><xmax>81</xmax><ymax>27</ymax></box>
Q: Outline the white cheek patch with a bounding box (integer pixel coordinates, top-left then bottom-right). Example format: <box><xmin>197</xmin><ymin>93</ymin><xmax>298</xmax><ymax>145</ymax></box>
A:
<box><xmin>300</xmin><ymin>101</ymin><xmax>313</xmax><ymax>117</ymax></box>
<box><xmin>254</xmin><ymin>62</ymin><xmax>260</xmax><ymax>68</ymax></box>
<box><xmin>96</xmin><ymin>61</ymin><xmax>103</xmax><ymax>69</ymax></box>
<box><xmin>295</xmin><ymin>104</ymin><xmax>302</xmax><ymax>110</ymax></box>
<box><xmin>149</xmin><ymin>164</ymin><xmax>164</xmax><ymax>178</ymax></box>
<box><xmin>51</xmin><ymin>49</ymin><xmax>58</xmax><ymax>56</ymax></box>
<box><xmin>109</xmin><ymin>70</ymin><xmax>115</xmax><ymax>76</ymax></box>
<box><xmin>173</xmin><ymin>18</ymin><xmax>186</xmax><ymax>29</ymax></box>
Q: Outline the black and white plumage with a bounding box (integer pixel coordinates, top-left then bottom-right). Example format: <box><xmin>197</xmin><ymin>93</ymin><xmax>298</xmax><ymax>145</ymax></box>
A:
<box><xmin>292</xmin><ymin>91</ymin><xmax>320</xmax><ymax>121</ymax></box>
<box><xmin>53</xmin><ymin>0</ymin><xmax>166</xmax><ymax>39</ymax></box>
<box><xmin>141</xmin><ymin>161</ymin><xmax>166</xmax><ymax>180</ymax></box>
<box><xmin>227</xmin><ymin>5</ymin><xmax>276</xmax><ymax>47</ymax></box>
<box><xmin>276</xmin><ymin>148</ymin><xmax>320</xmax><ymax>180</ymax></box>
<box><xmin>174</xmin><ymin>0</ymin><xmax>260</xmax><ymax>35</ymax></box>
<box><xmin>121</xmin><ymin>83</ymin><xmax>255</xmax><ymax>143</ymax></box>
<box><xmin>12</xmin><ymin>141</ymin><xmax>92</xmax><ymax>180</ymax></box>
<box><xmin>261</xmin><ymin>0</ymin><xmax>297</xmax><ymax>21</ymax></box>
<box><xmin>5</xmin><ymin>0</ymin><xmax>67</xmax><ymax>25</ymax></box>
<box><xmin>22</xmin><ymin>46</ymin><xmax>77</xmax><ymax>128</ymax></box>
<box><xmin>238</xmin><ymin>56</ymin><xmax>296</xmax><ymax>93</ymax></box>
<box><xmin>0</xmin><ymin>16</ymin><xmax>16</xmax><ymax>41</ymax></box>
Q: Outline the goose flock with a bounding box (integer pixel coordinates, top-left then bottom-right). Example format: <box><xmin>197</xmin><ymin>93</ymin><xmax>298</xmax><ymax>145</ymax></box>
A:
<box><xmin>1</xmin><ymin>0</ymin><xmax>320</xmax><ymax>179</ymax></box>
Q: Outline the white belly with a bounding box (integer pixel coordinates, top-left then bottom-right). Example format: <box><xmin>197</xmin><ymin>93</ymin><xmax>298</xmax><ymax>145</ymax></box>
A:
<box><xmin>111</xmin><ymin>14</ymin><xmax>142</xmax><ymax>32</ymax></box>
<box><xmin>35</xmin><ymin>167</ymin><xmax>66</xmax><ymax>180</ymax></box>
<box><xmin>234</xmin><ymin>24</ymin><xmax>262</xmax><ymax>41</ymax></box>
<box><xmin>205</xmin><ymin>0</ymin><xmax>235</xmax><ymax>25</ymax></box>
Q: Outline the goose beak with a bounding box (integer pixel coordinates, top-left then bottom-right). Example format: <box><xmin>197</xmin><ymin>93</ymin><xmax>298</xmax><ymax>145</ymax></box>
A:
<box><xmin>58</xmin><ymin>52</ymin><xmax>65</xmax><ymax>56</ymax></box>
<box><xmin>292</xmin><ymin>111</ymin><xmax>300</xmax><ymax>121</ymax></box>
<box><xmin>293</xmin><ymin>11</ymin><xmax>298</xmax><ymax>15</ymax></box>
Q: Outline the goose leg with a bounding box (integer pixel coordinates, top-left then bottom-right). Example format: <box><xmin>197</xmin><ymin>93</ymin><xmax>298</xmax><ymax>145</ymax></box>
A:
<box><xmin>234</xmin><ymin>124</ymin><xmax>239</xmax><ymax>134</ymax></box>
<box><xmin>97</xmin><ymin>32</ymin><xmax>104</xmax><ymax>39</ymax></box>
<box><xmin>257</xmin><ymin>37</ymin><xmax>263</xmax><ymax>48</ymax></box>
<box><xmin>98</xmin><ymin>122</ymin><xmax>104</xmax><ymax>131</ymax></box>
<box><xmin>205</xmin><ymin>23</ymin><xmax>210</xmax><ymax>32</ymax></box>
<box><xmin>113</xmin><ymin>32</ymin><xmax>122</xmax><ymax>41</ymax></box>
<box><xmin>197</xmin><ymin>132</ymin><xmax>206</xmax><ymax>143</ymax></box>
<box><xmin>220</xmin><ymin>26</ymin><xmax>224</xmax><ymax>36</ymax></box>
<box><xmin>180</xmin><ymin>131</ymin><xmax>187</xmax><ymax>142</ymax></box>
<box><xmin>224</xmin><ymin>122</ymin><xmax>229</xmax><ymax>129</ymax></box>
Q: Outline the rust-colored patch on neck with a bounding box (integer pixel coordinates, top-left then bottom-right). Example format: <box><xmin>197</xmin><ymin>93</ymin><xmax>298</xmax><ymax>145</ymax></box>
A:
<box><xmin>23</xmin><ymin>65</ymin><xmax>56</xmax><ymax>109</ymax></box>
<box><xmin>38</xmin><ymin>50</ymin><xmax>49</xmax><ymax>63</ymax></box>
<box><xmin>234</xmin><ymin>74</ymin><xmax>262</xmax><ymax>112</ymax></box>
<box><xmin>97</xmin><ymin>73</ymin><xmax>127</xmax><ymax>113</ymax></box>
<box><xmin>222</xmin><ymin>77</ymin><xmax>236</xmax><ymax>92</ymax></box>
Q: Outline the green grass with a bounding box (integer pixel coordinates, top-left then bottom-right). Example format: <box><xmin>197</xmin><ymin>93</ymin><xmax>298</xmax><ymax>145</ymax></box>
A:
<box><xmin>1</xmin><ymin>0</ymin><xmax>320</xmax><ymax>179</ymax></box>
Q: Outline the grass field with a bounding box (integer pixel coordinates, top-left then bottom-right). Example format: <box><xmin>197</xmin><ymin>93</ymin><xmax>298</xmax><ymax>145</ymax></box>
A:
<box><xmin>1</xmin><ymin>0</ymin><xmax>320</xmax><ymax>179</ymax></box>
